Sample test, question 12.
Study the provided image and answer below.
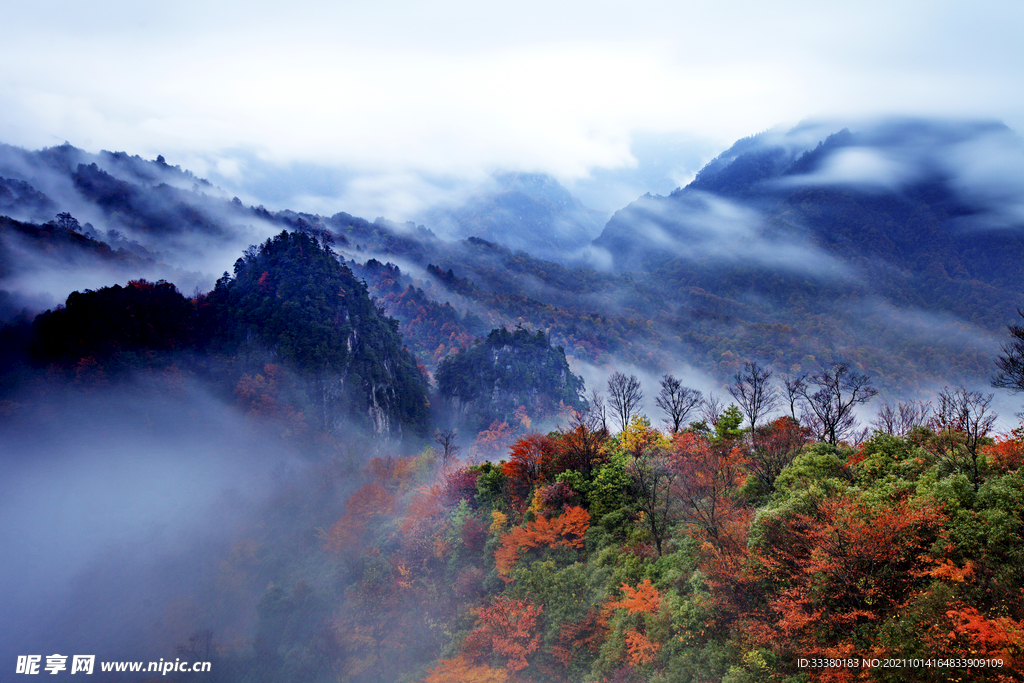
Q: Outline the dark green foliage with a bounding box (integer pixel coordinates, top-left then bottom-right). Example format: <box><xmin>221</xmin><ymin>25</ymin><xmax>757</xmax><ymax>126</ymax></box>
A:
<box><xmin>7</xmin><ymin>229</ymin><xmax>429</xmax><ymax>437</ymax></box>
<box><xmin>0</xmin><ymin>215</ymin><xmax>149</xmax><ymax>280</ymax></box>
<box><xmin>206</xmin><ymin>231</ymin><xmax>429</xmax><ymax>436</ymax></box>
<box><xmin>30</xmin><ymin>279</ymin><xmax>196</xmax><ymax>374</ymax></box>
<box><xmin>435</xmin><ymin>326</ymin><xmax>586</xmax><ymax>430</ymax></box>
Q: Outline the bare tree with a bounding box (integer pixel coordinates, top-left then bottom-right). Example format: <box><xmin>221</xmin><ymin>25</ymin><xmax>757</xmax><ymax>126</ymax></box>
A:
<box><xmin>435</xmin><ymin>428</ymin><xmax>460</xmax><ymax>468</ymax></box>
<box><xmin>728</xmin><ymin>361</ymin><xmax>779</xmax><ymax>431</ymax></box>
<box><xmin>607</xmin><ymin>371</ymin><xmax>643</xmax><ymax>432</ymax></box>
<box><xmin>799</xmin><ymin>363</ymin><xmax>878</xmax><ymax>445</ymax></box>
<box><xmin>627</xmin><ymin>447</ymin><xmax>679</xmax><ymax>556</ymax></box>
<box><xmin>700</xmin><ymin>393</ymin><xmax>725</xmax><ymax>428</ymax></box>
<box><xmin>176</xmin><ymin>629</ymin><xmax>214</xmax><ymax>661</ymax></box>
<box><xmin>655</xmin><ymin>375</ymin><xmax>702</xmax><ymax>434</ymax></box>
<box><xmin>872</xmin><ymin>400</ymin><xmax>932</xmax><ymax>437</ymax></box>
<box><xmin>993</xmin><ymin>309</ymin><xmax>1024</xmax><ymax>417</ymax></box>
<box><xmin>782</xmin><ymin>374</ymin><xmax>807</xmax><ymax>420</ymax></box>
<box><xmin>930</xmin><ymin>386</ymin><xmax>997</xmax><ymax>491</ymax></box>
<box><xmin>586</xmin><ymin>387</ymin><xmax>608</xmax><ymax>433</ymax></box>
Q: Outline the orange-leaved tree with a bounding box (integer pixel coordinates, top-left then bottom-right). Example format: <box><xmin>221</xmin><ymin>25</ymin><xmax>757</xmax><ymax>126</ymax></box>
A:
<box><xmin>421</xmin><ymin>656</ymin><xmax>509</xmax><ymax>683</ymax></box>
<box><xmin>671</xmin><ymin>431</ymin><xmax>750</xmax><ymax>550</ymax></box>
<box><xmin>502</xmin><ymin>434</ymin><xmax>557</xmax><ymax>509</ymax></box>
<box><xmin>606</xmin><ymin>579</ymin><xmax>664</xmax><ymax>666</ymax></box>
<box><xmin>463</xmin><ymin>595</ymin><xmax>544</xmax><ymax>672</ymax></box>
<box><xmin>494</xmin><ymin>506</ymin><xmax>590</xmax><ymax>580</ymax></box>
<box><xmin>323</xmin><ymin>482</ymin><xmax>396</xmax><ymax>553</ymax></box>
<box><xmin>473</xmin><ymin>421</ymin><xmax>518</xmax><ymax>462</ymax></box>
<box><xmin>749</xmin><ymin>492</ymin><xmax>943</xmax><ymax>676</ymax></box>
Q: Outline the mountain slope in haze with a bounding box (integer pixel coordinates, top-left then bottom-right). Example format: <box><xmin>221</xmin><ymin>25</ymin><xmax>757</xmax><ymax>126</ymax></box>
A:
<box><xmin>1</xmin><ymin>120</ymin><xmax>1023</xmax><ymax>400</ymax></box>
<box><xmin>420</xmin><ymin>172</ymin><xmax>607</xmax><ymax>262</ymax></box>
<box><xmin>0</xmin><ymin>142</ymin><xmax>277</xmax><ymax>314</ymax></box>
<box><xmin>18</xmin><ymin>231</ymin><xmax>430</xmax><ymax>438</ymax></box>
<box><xmin>586</xmin><ymin>118</ymin><xmax>1024</xmax><ymax>386</ymax></box>
<box><xmin>595</xmin><ymin>119</ymin><xmax>1024</xmax><ymax>293</ymax></box>
<box><xmin>435</xmin><ymin>326</ymin><xmax>586</xmax><ymax>431</ymax></box>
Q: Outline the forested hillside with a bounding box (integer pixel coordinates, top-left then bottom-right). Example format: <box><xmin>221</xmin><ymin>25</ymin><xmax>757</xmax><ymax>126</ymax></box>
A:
<box><xmin>7</xmin><ymin>231</ymin><xmax>430</xmax><ymax>439</ymax></box>
<box><xmin>435</xmin><ymin>326</ymin><xmax>586</xmax><ymax>431</ymax></box>
<box><xmin>93</xmin><ymin>378</ymin><xmax>1023</xmax><ymax>682</ymax></box>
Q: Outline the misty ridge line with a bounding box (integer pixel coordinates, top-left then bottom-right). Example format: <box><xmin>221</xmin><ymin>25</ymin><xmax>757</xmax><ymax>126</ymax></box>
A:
<box><xmin>4</xmin><ymin>118</ymin><xmax>1024</xmax><ymax>410</ymax></box>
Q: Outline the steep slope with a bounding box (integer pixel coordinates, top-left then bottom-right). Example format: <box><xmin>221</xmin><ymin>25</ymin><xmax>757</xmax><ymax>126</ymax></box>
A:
<box><xmin>14</xmin><ymin>231</ymin><xmax>430</xmax><ymax>438</ymax></box>
<box><xmin>435</xmin><ymin>326</ymin><xmax>586</xmax><ymax>430</ymax></box>
<box><xmin>204</xmin><ymin>231</ymin><xmax>430</xmax><ymax>437</ymax></box>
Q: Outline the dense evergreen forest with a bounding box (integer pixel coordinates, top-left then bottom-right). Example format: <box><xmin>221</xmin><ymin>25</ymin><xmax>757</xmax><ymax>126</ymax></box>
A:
<box><xmin>4</xmin><ymin>231</ymin><xmax>430</xmax><ymax>439</ymax></box>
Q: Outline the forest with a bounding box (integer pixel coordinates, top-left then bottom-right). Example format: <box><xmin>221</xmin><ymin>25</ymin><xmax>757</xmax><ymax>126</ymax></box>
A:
<box><xmin>1</xmin><ymin>120</ymin><xmax>1024</xmax><ymax>682</ymax></box>
<box><xmin>105</xmin><ymin>360</ymin><xmax>1024</xmax><ymax>683</ymax></box>
<box><xmin>3</xmin><ymin>233</ymin><xmax>1023</xmax><ymax>680</ymax></box>
<box><xmin>173</xmin><ymin>343</ymin><xmax>1023</xmax><ymax>683</ymax></box>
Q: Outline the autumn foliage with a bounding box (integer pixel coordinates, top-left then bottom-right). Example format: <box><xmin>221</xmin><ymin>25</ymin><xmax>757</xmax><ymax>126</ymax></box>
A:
<box><xmin>323</xmin><ymin>482</ymin><xmax>396</xmax><ymax>552</ymax></box>
<box><xmin>494</xmin><ymin>506</ymin><xmax>590</xmax><ymax>579</ymax></box>
<box><xmin>502</xmin><ymin>433</ymin><xmax>557</xmax><ymax>506</ymax></box>
<box><xmin>607</xmin><ymin>579</ymin><xmax>661</xmax><ymax>615</ymax></box>
<box><xmin>749</xmin><ymin>493</ymin><xmax>945</xmax><ymax>671</ymax></box>
<box><xmin>463</xmin><ymin>596</ymin><xmax>544</xmax><ymax>672</ymax></box>
<box><xmin>421</xmin><ymin>656</ymin><xmax>509</xmax><ymax>683</ymax></box>
<box><xmin>304</xmin><ymin>401</ymin><xmax>1024</xmax><ymax>683</ymax></box>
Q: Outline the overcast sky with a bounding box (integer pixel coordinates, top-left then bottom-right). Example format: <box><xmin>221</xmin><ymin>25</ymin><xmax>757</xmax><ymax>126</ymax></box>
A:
<box><xmin>1</xmin><ymin>0</ymin><xmax>1022</xmax><ymax>216</ymax></box>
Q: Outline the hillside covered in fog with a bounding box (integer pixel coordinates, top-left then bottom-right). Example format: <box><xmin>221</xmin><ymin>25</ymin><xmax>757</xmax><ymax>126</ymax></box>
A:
<box><xmin>3</xmin><ymin>118</ymin><xmax>1024</xmax><ymax>398</ymax></box>
<box><xmin>2</xmin><ymin>118</ymin><xmax>1024</xmax><ymax>682</ymax></box>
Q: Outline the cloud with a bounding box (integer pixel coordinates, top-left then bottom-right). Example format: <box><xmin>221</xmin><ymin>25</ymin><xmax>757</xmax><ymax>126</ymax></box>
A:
<box><xmin>785</xmin><ymin>147</ymin><xmax>916</xmax><ymax>190</ymax></box>
<box><xmin>943</xmin><ymin>126</ymin><xmax>1024</xmax><ymax>227</ymax></box>
<box><xmin>0</xmin><ymin>381</ymin><xmax>303</xmax><ymax>661</ymax></box>
<box><xmin>765</xmin><ymin>119</ymin><xmax>1024</xmax><ymax>227</ymax></box>
<box><xmin>1</xmin><ymin>0</ymin><xmax>1022</xmax><ymax>215</ymax></box>
<box><xmin>593</xmin><ymin>190</ymin><xmax>855</xmax><ymax>280</ymax></box>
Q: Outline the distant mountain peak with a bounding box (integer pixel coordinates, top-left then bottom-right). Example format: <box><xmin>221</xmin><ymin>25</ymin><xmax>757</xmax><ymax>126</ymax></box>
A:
<box><xmin>418</xmin><ymin>170</ymin><xmax>608</xmax><ymax>263</ymax></box>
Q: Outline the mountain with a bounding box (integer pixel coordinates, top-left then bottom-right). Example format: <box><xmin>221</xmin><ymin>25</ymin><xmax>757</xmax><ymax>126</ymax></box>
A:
<box><xmin>0</xmin><ymin>142</ymin><xmax>271</xmax><ymax>311</ymax></box>
<box><xmin>4</xmin><ymin>124</ymin><xmax>1024</xmax><ymax>683</ymax></box>
<box><xmin>3</xmin><ymin>120</ymin><xmax>1023</xmax><ymax>406</ymax></box>
<box><xmin>588</xmin><ymin>118</ymin><xmax>1024</xmax><ymax>387</ymax></box>
<box><xmin>420</xmin><ymin>172</ymin><xmax>607</xmax><ymax>262</ymax></box>
<box><xmin>21</xmin><ymin>231</ymin><xmax>430</xmax><ymax>438</ymax></box>
<box><xmin>435</xmin><ymin>326</ymin><xmax>586</xmax><ymax>431</ymax></box>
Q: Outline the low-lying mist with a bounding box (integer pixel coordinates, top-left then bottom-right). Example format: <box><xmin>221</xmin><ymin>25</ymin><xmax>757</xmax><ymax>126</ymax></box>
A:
<box><xmin>0</xmin><ymin>379</ymin><xmax>330</xmax><ymax>670</ymax></box>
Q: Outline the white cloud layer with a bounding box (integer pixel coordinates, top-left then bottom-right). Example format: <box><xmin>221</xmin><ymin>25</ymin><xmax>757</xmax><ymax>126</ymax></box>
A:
<box><xmin>0</xmin><ymin>0</ymin><xmax>1022</xmax><ymax>216</ymax></box>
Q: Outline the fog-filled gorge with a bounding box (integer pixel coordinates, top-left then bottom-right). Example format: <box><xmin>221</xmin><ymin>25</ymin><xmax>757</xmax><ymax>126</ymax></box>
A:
<box><xmin>0</xmin><ymin>384</ymin><xmax>299</xmax><ymax>661</ymax></box>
